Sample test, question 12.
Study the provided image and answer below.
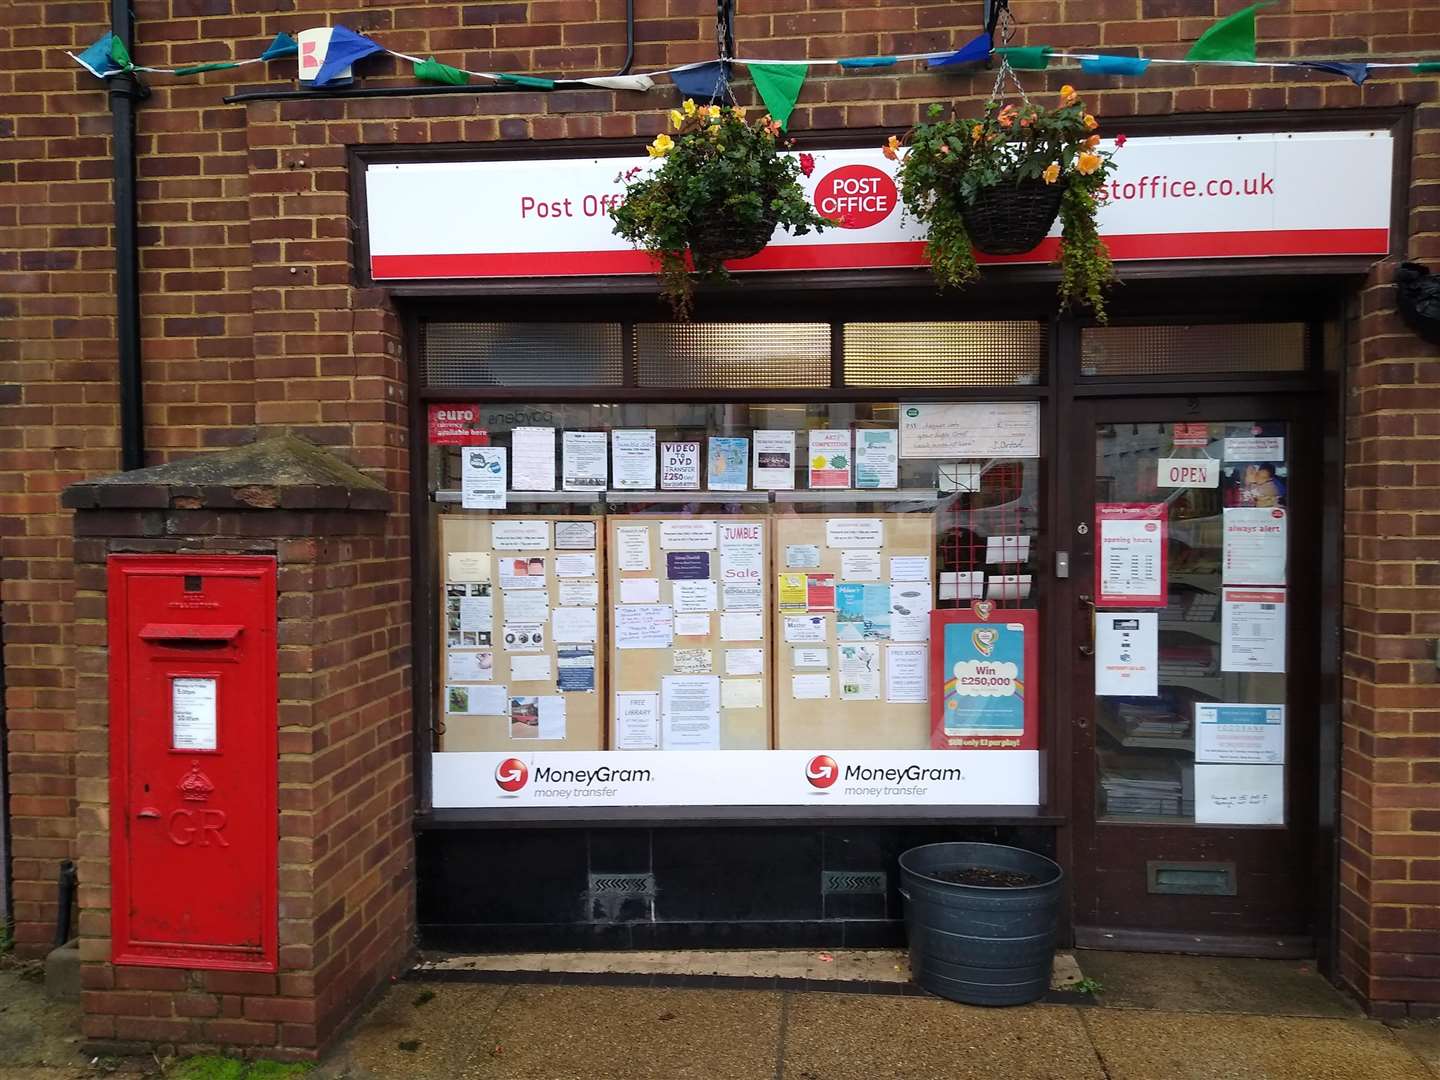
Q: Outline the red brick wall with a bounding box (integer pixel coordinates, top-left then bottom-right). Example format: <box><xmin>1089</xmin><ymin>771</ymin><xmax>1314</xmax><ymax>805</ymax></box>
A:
<box><xmin>1</xmin><ymin>0</ymin><xmax>1438</xmax><ymax>1025</ymax></box>
<box><xmin>69</xmin><ymin>508</ymin><xmax>413</xmax><ymax>1058</ymax></box>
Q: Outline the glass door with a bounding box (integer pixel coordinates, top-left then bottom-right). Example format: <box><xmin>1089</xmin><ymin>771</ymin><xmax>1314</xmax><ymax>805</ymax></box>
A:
<box><xmin>1068</xmin><ymin>396</ymin><xmax>1319</xmax><ymax>946</ymax></box>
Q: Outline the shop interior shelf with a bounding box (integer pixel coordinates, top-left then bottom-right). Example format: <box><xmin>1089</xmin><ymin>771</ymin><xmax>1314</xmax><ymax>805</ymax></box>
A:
<box><xmin>1159</xmin><ymin>620</ymin><xmax>1221</xmax><ymax>641</ymax></box>
<box><xmin>432</xmin><ymin>488</ymin><xmax>940</xmax><ymax>505</ymax></box>
<box><xmin>603</xmin><ymin>490</ymin><xmax>772</xmax><ymax>504</ymax></box>
<box><xmin>1096</xmin><ymin>711</ymin><xmax>1194</xmax><ymax>752</ymax></box>
<box><xmin>433</xmin><ymin>490</ymin><xmax>601</xmax><ymax>504</ymax></box>
<box><xmin>772</xmin><ymin>489</ymin><xmax>940</xmax><ymax>504</ymax></box>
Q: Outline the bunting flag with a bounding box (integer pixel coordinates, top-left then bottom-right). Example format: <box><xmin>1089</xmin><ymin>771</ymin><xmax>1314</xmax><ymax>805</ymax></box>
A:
<box><xmin>995</xmin><ymin>46</ymin><xmax>1053</xmax><ymax>70</ymax></box>
<box><xmin>839</xmin><ymin>56</ymin><xmax>897</xmax><ymax>69</ymax></box>
<box><xmin>670</xmin><ymin>60</ymin><xmax>730</xmax><ymax>101</ymax></box>
<box><xmin>73</xmin><ymin>33</ymin><xmax>121</xmax><ymax>77</ymax></box>
<box><xmin>1417</xmin><ymin>62</ymin><xmax>1440</xmax><ymax>73</ymax></box>
<box><xmin>748</xmin><ymin>63</ymin><xmax>807</xmax><ymax>129</ymax></box>
<box><xmin>1080</xmin><ymin>55</ymin><xmax>1151</xmax><ymax>77</ymax></box>
<box><xmin>928</xmin><ymin>33</ymin><xmax>992</xmax><ymax>69</ymax></box>
<box><xmin>259</xmin><ymin>33</ymin><xmax>299</xmax><ymax>61</ymax></box>
<box><xmin>414</xmin><ymin>57</ymin><xmax>469</xmax><ymax>86</ymax></box>
<box><xmin>70</xmin><ymin>30</ymin><xmax>297</xmax><ymax>79</ymax></box>
<box><xmin>578</xmin><ymin>74</ymin><xmax>656</xmax><ymax>91</ymax></box>
<box><xmin>1300</xmin><ymin>60</ymin><xmax>1370</xmax><ymax>86</ymax></box>
<box><xmin>1186</xmin><ymin>3</ymin><xmax>1272</xmax><ymax>64</ymax></box>
<box><xmin>312</xmin><ymin>25</ymin><xmax>384</xmax><ymax>87</ymax></box>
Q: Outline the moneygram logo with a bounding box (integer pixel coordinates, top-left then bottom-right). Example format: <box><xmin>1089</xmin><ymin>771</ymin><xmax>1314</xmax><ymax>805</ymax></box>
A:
<box><xmin>494</xmin><ymin>758</ymin><xmax>528</xmax><ymax>792</ymax></box>
<box><xmin>806</xmin><ymin>754</ymin><xmax>839</xmax><ymax>789</ymax></box>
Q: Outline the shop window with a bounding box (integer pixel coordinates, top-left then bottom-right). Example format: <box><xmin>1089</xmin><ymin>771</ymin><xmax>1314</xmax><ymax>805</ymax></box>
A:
<box><xmin>423</xmin><ymin>322</ymin><xmax>625</xmax><ymax>387</ymax></box>
<box><xmin>843</xmin><ymin>321</ymin><xmax>1045</xmax><ymax>387</ymax></box>
<box><xmin>428</xmin><ymin>400</ymin><xmax>1041</xmax><ymax>778</ymax></box>
<box><xmin>634</xmin><ymin>323</ymin><xmax>831</xmax><ymax>389</ymax></box>
<box><xmin>1080</xmin><ymin>323</ymin><xmax>1307</xmax><ymax>377</ymax></box>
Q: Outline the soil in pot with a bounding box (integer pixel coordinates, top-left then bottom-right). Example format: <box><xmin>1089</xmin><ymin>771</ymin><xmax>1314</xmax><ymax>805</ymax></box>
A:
<box><xmin>929</xmin><ymin>865</ymin><xmax>1042</xmax><ymax>888</ymax></box>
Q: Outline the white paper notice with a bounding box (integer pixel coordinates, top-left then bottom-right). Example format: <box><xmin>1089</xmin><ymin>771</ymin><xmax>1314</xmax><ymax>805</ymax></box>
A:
<box><xmin>1221</xmin><ymin>588</ymin><xmax>1287</xmax><ymax>673</ymax></box>
<box><xmin>1194</xmin><ymin>763</ymin><xmax>1284</xmax><ymax>825</ymax></box>
<box><xmin>792</xmin><ymin>673</ymin><xmax>832</xmax><ymax>699</ymax></box>
<box><xmin>720</xmin><ymin>611</ymin><xmax>763</xmax><ymax>642</ymax></box>
<box><xmin>721</xmin><ymin>678</ymin><xmax>764</xmax><ymax>709</ymax></box>
<box><xmin>752</xmin><ymin>430</ymin><xmax>797</xmax><ymax>490</ymax></box>
<box><xmin>615</xmin><ymin>605</ymin><xmax>674</xmax><ymax>649</ymax></box>
<box><xmin>552</xmin><ymin>606</ymin><xmax>597</xmax><ymax>644</ymax></box>
<box><xmin>792</xmin><ymin>647</ymin><xmax>829</xmax><ymax>668</ymax></box>
<box><xmin>661</xmin><ymin>675</ymin><xmax>720</xmax><ymax>749</ymax></box>
<box><xmin>502</xmin><ymin>589</ymin><xmax>548</xmax><ymax>624</ymax></box>
<box><xmin>783</xmin><ymin>614</ymin><xmax>827</xmax><ymax>643</ymax></box>
<box><xmin>660</xmin><ymin>441</ymin><xmax>701</xmax><ymax>490</ymax></box>
<box><xmin>554</xmin><ymin>520</ymin><xmax>597</xmax><ymax>550</ymax></box>
<box><xmin>491</xmin><ymin>519</ymin><xmax>551</xmax><ymax>551</ymax></box>
<box><xmin>899</xmin><ymin>401</ymin><xmax>1041</xmax><ymax>458</ymax></box>
<box><xmin>674</xmin><ymin>613</ymin><xmax>711</xmax><ymax>637</ymax></box>
<box><xmin>497</xmin><ymin>557</ymin><xmax>547</xmax><ymax>591</ymax></box>
<box><xmin>855</xmin><ymin>428</ymin><xmax>899</xmax><ymax>489</ymax></box>
<box><xmin>612</xmin><ymin>429</ymin><xmax>657</xmax><ymax>489</ymax></box>
<box><xmin>890</xmin><ymin>556</ymin><xmax>931</xmax><ymax>582</ymax></box>
<box><xmin>724</xmin><ymin>648</ymin><xmax>764</xmax><ymax>676</ymax></box>
<box><xmin>838</xmin><ymin>642</ymin><xmax>881</xmax><ymax>701</ymax></box>
<box><xmin>720</xmin><ymin>547</ymin><xmax>763</xmax><ymax>585</ymax></box>
<box><xmin>615</xmin><ymin>692</ymin><xmax>660</xmax><ymax>749</ymax></box>
<box><xmin>446</xmin><ymin>552</ymin><xmax>490</xmax><ymax>582</ymax></box>
<box><xmin>461</xmin><ymin>447</ymin><xmax>507</xmax><ymax>509</ymax></box>
<box><xmin>825</xmin><ymin>518</ymin><xmax>884</xmax><ymax>548</ymax></box>
<box><xmin>986</xmin><ymin>575</ymin><xmax>1032</xmax><ymax>601</ymax></box>
<box><xmin>1223</xmin><ymin>508</ymin><xmax>1287</xmax><ymax>585</ymax></box>
<box><xmin>808</xmin><ymin>429</ymin><xmax>852</xmax><ymax>488</ymax></box>
<box><xmin>619</xmin><ymin>577</ymin><xmax>660</xmax><ymax>604</ymax></box>
<box><xmin>1095</xmin><ymin>612</ymin><xmax>1159</xmax><ymax>697</ymax></box>
<box><xmin>555</xmin><ymin>553</ymin><xmax>596</xmax><ymax>579</ymax></box>
<box><xmin>537</xmin><ymin>695</ymin><xmax>567</xmax><ymax>740</ymax></box>
<box><xmin>660</xmin><ymin>519</ymin><xmax>717</xmax><ymax>550</ymax></box>
<box><xmin>939</xmin><ymin>572</ymin><xmax>985</xmax><ymax>601</ymax></box>
<box><xmin>510</xmin><ymin>653</ymin><xmax>553</xmax><ymax>683</ymax></box>
<box><xmin>502</xmin><ymin>623</ymin><xmax>545</xmax><ymax>651</ymax></box>
<box><xmin>562</xmin><ymin>430</ymin><xmax>608</xmax><ymax>491</ymax></box>
<box><xmin>885</xmin><ymin>644</ymin><xmax>928</xmax><ymax>704</ymax></box>
<box><xmin>722</xmin><ymin>584</ymin><xmax>762</xmax><ymax>611</ymax></box>
<box><xmin>558</xmin><ymin>580</ymin><xmax>599</xmax><ymax>607</ymax></box>
<box><xmin>786</xmin><ymin>544</ymin><xmax>821</xmax><ymax>569</ymax></box>
<box><xmin>616</xmin><ymin>526</ymin><xmax>651</xmax><ymax>571</ymax></box>
<box><xmin>1099</xmin><ymin>516</ymin><xmax>1163</xmax><ymax>600</ymax></box>
<box><xmin>511</xmin><ymin>427</ymin><xmax>557</xmax><ymax>491</ymax></box>
<box><xmin>447</xmin><ymin>649</ymin><xmax>493</xmax><ymax>682</ymax></box>
<box><xmin>672</xmin><ymin>648</ymin><xmax>713</xmax><ymax>673</ymax></box>
<box><xmin>985</xmin><ymin>535</ymin><xmax>1031</xmax><ymax>564</ymax></box>
<box><xmin>840</xmin><ymin>550</ymin><xmax>881</xmax><ymax>581</ymax></box>
<box><xmin>1224</xmin><ymin>436</ymin><xmax>1284</xmax><ymax>462</ymax></box>
<box><xmin>172</xmin><ymin>677</ymin><xmax>217</xmax><ymax>751</ymax></box>
<box><xmin>889</xmin><ymin>584</ymin><xmax>933</xmax><ymax>643</ymax></box>
<box><xmin>938</xmin><ymin>462</ymin><xmax>983</xmax><ymax>494</ymax></box>
<box><xmin>1195</xmin><ymin>702</ymin><xmax>1285</xmax><ymax>765</ymax></box>
<box><xmin>672</xmin><ymin>579</ymin><xmax>718</xmax><ymax>613</ymax></box>
<box><xmin>458</xmin><ymin>590</ymin><xmax>494</xmax><ymax>632</ymax></box>
<box><xmin>447</xmin><ymin>683</ymin><xmax>507</xmax><ymax>715</ymax></box>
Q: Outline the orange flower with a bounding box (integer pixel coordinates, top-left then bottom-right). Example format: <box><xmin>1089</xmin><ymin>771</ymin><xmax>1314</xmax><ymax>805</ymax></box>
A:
<box><xmin>1060</xmin><ymin>84</ymin><xmax>1078</xmax><ymax>107</ymax></box>
<box><xmin>1085</xmin><ymin>133</ymin><xmax>1101</xmax><ymax>148</ymax></box>
<box><xmin>1043</xmin><ymin>162</ymin><xmax>1060</xmax><ymax>184</ymax></box>
<box><xmin>971</xmin><ymin>123</ymin><xmax>984</xmax><ymax>143</ymax></box>
<box><xmin>939</xmin><ymin>144</ymin><xmax>950</xmax><ymax>155</ymax></box>
<box><xmin>1077</xmin><ymin>151</ymin><xmax>1102</xmax><ymax>175</ymax></box>
<box><xmin>882</xmin><ymin>134</ymin><xmax>901</xmax><ymax>161</ymax></box>
<box><xmin>997</xmin><ymin>104</ymin><xmax>1018</xmax><ymax>128</ymax></box>
<box><xmin>1083</xmin><ymin>113</ymin><xmax>1098</xmax><ymax>130</ymax></box>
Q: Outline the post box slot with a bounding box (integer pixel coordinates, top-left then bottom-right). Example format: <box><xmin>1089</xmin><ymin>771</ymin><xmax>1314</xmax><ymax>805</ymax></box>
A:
<box><xmin>139</xmin><ymin>623</ymin><xmax>244</xmax><ymax>646</ymax></box>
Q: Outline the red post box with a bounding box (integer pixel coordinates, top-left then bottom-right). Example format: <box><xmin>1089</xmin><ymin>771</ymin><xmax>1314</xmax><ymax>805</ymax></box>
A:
<box><xmin>108</xmin><ymin>555</ymin><xmax>277</xmax><ymax>971</ymax></box>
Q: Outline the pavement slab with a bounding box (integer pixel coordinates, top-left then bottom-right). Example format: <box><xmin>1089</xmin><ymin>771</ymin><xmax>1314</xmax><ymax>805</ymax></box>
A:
<box><xmin>1082</xmin><ymin>1009</ymin><xmax>1433</xmax><ymax>1080</ymax></box>
<box><xmin>320</xmin><ymin>983</ymin><xmax>509</xmax><ymax>1080</ymax></box>
<box><xmin>780</xmin><ymin>994</ymin><xmax>1104</xmax><ymax>1080</ymax></box>
<box><xmin>1390</xmin><ymin>1021</ymin><xmax>1440</xmax><ymax>1078</ymax></box>
<box><xmin>1075</xmin><ymin>951</ymin><xmax>1362</xmax><ymax>1017</ymax></box>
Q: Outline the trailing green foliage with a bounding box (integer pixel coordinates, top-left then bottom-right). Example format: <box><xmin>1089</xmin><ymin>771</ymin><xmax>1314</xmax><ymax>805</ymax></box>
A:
<box><xmin>165</xmin><ymin>1056</ymin><xmax>312</xmax><ymax>1079</ymax></box>
<box><xmin>610</xmin><ymin>101</ymin><xmax>832</xmax><ymax>318</ymax></box>
<box><xmin>888</xmin><ymin>89</ymin><xmax>1120</xmax><ymax>320</ymax></box>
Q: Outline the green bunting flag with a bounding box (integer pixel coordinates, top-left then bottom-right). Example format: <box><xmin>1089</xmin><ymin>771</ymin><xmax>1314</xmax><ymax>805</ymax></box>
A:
<box><xmin>747</xmin><ymin>63</ymin><xmax>807</xmax><ymax>129</ymax></box>
<box><xmin>414</xmin><ymin>56</ymin><xmax>469</xmax><ymax>85</ymax></box>
<box><xmin>1416</xmin><ymin>61</ymin><xmax>1440</xmax><ymax>73</ymax></box>
<box><xmin>172</xmin><ymin>61</ymin><xmax>240</xmax><ymax>76</ymax></box>
<box><xmin>1186</xmin><ymin>2</ymin><xmax>1273</xmax><ymax>63</ymax></box>
<box><xmin>108</xmin><ymin>34</ymin><xmax>132</xmax><ymax>69</ymax></box>
<box><xmin>498</xmin><ymin>72</ymin><xmax>556</xmax><ymax>90</ymax></box>
<box><xmin>995</xmin><ymin>46</ymin><xmax>1053</xmax><ymax>71</ymax></box>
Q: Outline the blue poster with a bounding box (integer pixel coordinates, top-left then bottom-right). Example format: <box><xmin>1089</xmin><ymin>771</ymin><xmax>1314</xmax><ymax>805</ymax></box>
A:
<box><xmin>941</xmin><ymin>620</ymin><xmax>1026</xmax><ymax>739</ymax></box>
<box><xmin>707</xmin><ymin>437</ymin><xmax>749</xmax><ymax>490</ymax></box>
<box><xmin>836</xmin><ymin>583</ymin><xmax>891</xmax><ymax>641</ymax></box>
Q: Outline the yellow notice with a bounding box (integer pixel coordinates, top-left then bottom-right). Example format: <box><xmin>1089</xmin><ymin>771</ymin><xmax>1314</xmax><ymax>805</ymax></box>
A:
<box><xmin>778</xmin><ymin>573</ymin><xmax>808</xmax><ymax>612</ymax></box>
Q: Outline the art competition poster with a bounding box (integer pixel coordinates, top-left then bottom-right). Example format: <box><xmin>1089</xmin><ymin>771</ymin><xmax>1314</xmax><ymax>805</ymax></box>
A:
<box><xmin>931</xmin><ymin>607</ymin><xmax>1038</xmax><ymax>750</ymax></box>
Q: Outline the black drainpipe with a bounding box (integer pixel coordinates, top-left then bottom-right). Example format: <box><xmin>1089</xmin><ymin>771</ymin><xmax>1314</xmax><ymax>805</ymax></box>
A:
<box><xmin>110</xmin><ymin>0</ymin><xmax>147</xmax><ymax>470</ymax></box>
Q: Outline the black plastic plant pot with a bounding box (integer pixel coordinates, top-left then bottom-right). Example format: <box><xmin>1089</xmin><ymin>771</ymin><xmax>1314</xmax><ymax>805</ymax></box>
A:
<box><xmin>898</xmin><ymin>841</ymin><xmax>1064</xmax><ymax>1007</ymax></box>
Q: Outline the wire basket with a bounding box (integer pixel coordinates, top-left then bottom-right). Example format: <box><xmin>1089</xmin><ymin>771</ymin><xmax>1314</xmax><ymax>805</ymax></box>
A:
<box><xmin>959</xmin><ymin>176</ymin><xmax>1064</xmax><ymax>256</ymax></box>
<box><xmin>688</xmin><ymin>210</ymin><xmax>778</xmax><ymax>269</ymax></box>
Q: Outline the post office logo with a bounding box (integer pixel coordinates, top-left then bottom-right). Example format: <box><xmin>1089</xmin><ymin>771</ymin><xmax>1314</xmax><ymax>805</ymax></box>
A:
<box><xmin>494</xmin><ymin>758</ymin><xmax>529</xmax><ymax>792</ymax></box>
<box><xmin>805</xmin><ymin>754</ymin><xmax>839</xmax><ymax>789</ymax></box>
<box><xmin>812</xmin><ymin>165</ymin><xmax>898</xmax><ymax>229</ymax></box>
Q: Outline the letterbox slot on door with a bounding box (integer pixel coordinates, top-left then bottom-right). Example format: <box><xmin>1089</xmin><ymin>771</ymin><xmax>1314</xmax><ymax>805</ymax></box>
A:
<box><xmin>110</xmin><ymin>556</ymin><xmax>277</xmax><ymax>972</ymax></box>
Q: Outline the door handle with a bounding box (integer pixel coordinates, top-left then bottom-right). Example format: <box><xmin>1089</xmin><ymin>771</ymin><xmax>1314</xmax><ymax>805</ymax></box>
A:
<box><xmin>1078</xmin><ymin>593</ymin><xmax>1095</xmax><ymax>658</ymax></box>
<box><xmin>137</xmin><ymin>808</ymin><xmax>160</xmax><ymax>820</ymax></box>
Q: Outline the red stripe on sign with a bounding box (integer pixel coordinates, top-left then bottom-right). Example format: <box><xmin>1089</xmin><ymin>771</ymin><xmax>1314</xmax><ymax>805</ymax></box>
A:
<box><xmin>369</xmin><ymin>228</ymin><xmax>1389</xmax><ymax>280</ymax></box>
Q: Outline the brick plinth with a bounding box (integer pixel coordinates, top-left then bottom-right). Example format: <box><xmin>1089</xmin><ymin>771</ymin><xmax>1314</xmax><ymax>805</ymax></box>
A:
<box><xmin>65</xmin><ymin>468</ymin><xmax>413</xmax><ymax>1059</ymax></box>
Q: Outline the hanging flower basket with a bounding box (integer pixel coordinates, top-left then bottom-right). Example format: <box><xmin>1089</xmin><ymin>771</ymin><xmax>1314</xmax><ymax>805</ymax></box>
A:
<box><xmin>885</xmin><ymin>86</ymin><xmax>1123</xmax><ymax>320</ymax></box>
<box><xmin>958</xmin><ymin>176</ymin><xmax>1064</xmax><ymax>256</ymax></box>
<box><xmin>610</xmin><ymin>101</ymin><xmax>832</xmax><ymax>319</ymax></box>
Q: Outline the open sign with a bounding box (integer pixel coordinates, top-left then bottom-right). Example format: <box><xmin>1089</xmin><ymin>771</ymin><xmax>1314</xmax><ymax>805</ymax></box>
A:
<box><xmin>1156</xmin><ymin>457</ymin><xmax>1219</xmax><ymax>489</ymax></box>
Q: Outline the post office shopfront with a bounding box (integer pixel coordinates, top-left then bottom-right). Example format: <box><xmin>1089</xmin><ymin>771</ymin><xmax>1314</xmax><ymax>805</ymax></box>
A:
<box><xmin>366</xmin><ymin>121</ymin><xmax>1398</xmax><ymax>958</ymax></box>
